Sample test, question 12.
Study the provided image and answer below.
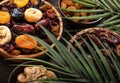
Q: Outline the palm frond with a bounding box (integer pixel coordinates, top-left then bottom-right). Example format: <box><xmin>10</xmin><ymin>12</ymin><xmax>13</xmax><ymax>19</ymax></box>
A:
<box><xmin>88</xmin><ymin>35</ymin><xmax>117</xmax><ymax>83</ymax></box>
<box><xmin>9</xmin><ymin>25</ymin><xmax>120</xmax><ymax>83</ymax></box>
<box><xmin>94</xmin><ymin>36</ymin><xmax>120</xmax><ymax>78</ymax></box>
<box><xmin>72</xmin><ymin>0</ymin><xmax>96</xmax><ymax>7</ymax></box>
<box><xmin>63</xmin><ymin>12</ymin><xmax>112</xmax><ymax>20</ymax></box>
<box><xmin>62</xmin><ymin>8</ymin><xmax>105</xmax><ymax>13</ymax></box>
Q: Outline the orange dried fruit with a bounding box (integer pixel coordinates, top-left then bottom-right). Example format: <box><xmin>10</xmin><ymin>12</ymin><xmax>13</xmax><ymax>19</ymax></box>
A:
<box><xmin>0</xmin><ymin>11</ymin><xmax>10</xmax><ymax>24</ymax></box>
<box><xmin>14</xmin><ymin>0</ymin><xmax>29</xmax><ymax>8</ymax></box>
<box><xmin>15</xmin><ymin>34</ymin><xmax>37</xmax><ymax>49</ymax></box>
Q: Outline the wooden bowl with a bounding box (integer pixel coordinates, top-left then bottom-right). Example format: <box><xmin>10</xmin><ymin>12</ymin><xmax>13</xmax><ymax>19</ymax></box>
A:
<box><xmin>69</xmin><ymin>28</ymin><xmax>120</xmax><ymax>44</ymax></box>
<box><xmin>68</xmin><ymin>28</ymin><xmax>120</xmax><ymax>82</ymax></box>
<box><xmin>68</xmin><ymin>27</ymin><xmax>120</xmax><ymax>59</ymax></box>
<box><xmin>0</xmin><ymin>0</ymin><xmax>63</xmax><ymax>61</ymax></box>
<box><xmin>58</xmin><ymin>0</ymin><xmax>102</xmax><ymax>28</ymax></box>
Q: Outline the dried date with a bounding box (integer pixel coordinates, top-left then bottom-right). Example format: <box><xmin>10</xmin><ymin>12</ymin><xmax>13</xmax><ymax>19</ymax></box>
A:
<box><xmin>12</xmin><ymin>23</ymin><xmax>35</xmax><ymax>35</ymax></box>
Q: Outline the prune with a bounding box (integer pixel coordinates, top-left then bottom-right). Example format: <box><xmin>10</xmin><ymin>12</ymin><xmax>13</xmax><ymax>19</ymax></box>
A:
<box><xmin>12</xmin><ymin>23</ymin><xmax>35</xmax><ymax>34</ymax></box>
<box><xmin>10</xmin><ymin>8</ymin><xmax>24</xmax><ymax>21</ymax></box>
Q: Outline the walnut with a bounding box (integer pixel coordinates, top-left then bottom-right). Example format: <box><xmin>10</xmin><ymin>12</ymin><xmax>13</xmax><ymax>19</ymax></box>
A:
<box><xmin>17</xmin><ymin>65</ymin><xmax>57</xmax><ymax>83</ymax></box>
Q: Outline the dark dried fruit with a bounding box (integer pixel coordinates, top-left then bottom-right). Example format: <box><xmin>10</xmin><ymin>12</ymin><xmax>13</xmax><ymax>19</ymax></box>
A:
<box><xmin>10</xmin><ymin>8</ymin><xmax>24</xmax><ymax>21</ymax></box>
<box><xmin>35</xmin><ymin>0</ymin><xmax>45</xmax><ymax>8</ymax></box>
<box><xmin>35</xmin><ymin>18</ymin><xmax>50</xmax><ymax>31</ymax></box>
<box><xmin>3</xmin><ymin>44</ymin><xmax>14</xmax><ymax>52</ymax></box>
<box><xmin>46</xmin><ymin>12</ymin><xmax>55</xmax><ymax>20</ymax></box>
<box><xmin>12</xmin><ymin>23</ymin><xmax>35</xmax><ymax>34</ymax></box>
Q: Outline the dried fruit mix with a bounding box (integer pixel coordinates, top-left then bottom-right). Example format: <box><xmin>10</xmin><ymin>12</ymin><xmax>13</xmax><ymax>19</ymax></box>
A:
<box><xmin>0</xmin><ymin>0</ymin><xmax>61</xmax><ymax>55</ymax></box>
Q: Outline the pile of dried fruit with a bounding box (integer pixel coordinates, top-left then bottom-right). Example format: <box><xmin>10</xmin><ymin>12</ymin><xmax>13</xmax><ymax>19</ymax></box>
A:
<box><xmin>60</xmin><ymin>0</ymin><xmax>97</xmax><ymax>23</ymax></box>
<box><xmin>0</xmin><ymin>0</ymin><xmax>61</xmax><ymax>55</ymax></box>
<box><xmin>68</xmin><ymin>28</ymin><xmax>120</xmax><ymax>73</ymax></box>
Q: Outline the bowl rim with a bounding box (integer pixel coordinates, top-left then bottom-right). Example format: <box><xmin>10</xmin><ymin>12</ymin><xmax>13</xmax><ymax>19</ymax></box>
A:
<box><xmin>57</xmin><ymin>0</ymin><xmax>102</xmax><ymax>25</ymax></box>
<box><xmin>0</xmin><ymin>0</ymin><xmax>63</xmax><ymax>59</ymax></box>
<box><xmin>70</xmin><ymin>27</ymin><xmax>120</xmax><ymax>40</ymax></box>
<box><xmin>67</xmin><ymin>27</ymin><xmax>120</xmax><ymax>50</ymax></box>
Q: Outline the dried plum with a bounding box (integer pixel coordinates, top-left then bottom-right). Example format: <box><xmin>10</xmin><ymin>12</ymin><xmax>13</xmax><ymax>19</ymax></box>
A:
<box><xmin>10</xmin><ymin>8</ymin><xmax>24</xmax><ymax>21</ymax></box>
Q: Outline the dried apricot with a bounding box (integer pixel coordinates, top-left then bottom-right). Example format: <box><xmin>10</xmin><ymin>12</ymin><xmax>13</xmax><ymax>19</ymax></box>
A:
<box><xmin>14</xmin><ymin>0</ymin><xmax>29</xmax><ymax>8</ymax></box>
<box><xmin>15</xmin><ymin>34</ymin><xmax>37</xmax><ymax>49</ymax></box>
<box><xmin>0</xmin><ymin>11</ymin><xmax>10</xmax><ymax>24</ymax></box>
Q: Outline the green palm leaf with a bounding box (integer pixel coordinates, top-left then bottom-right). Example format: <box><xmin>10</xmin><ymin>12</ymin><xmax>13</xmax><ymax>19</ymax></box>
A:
<box><xmin>72</xmin><ymin>0</ymin><xmax>96</xmax><ymax>7</ymax></box>
<box><xmin>63</xmin><ymin>12</ymin><xmax>112</xmax><ymax>20</ymax></box>
<box><xmin>8</xmin><ymin>25</ymin><xmax>120</xmax><ymax>83</ymax></box>
<box><xmin>88</xmin><ymin>35</ymin><xmax>117</xmax><ymax>83</ymax></box>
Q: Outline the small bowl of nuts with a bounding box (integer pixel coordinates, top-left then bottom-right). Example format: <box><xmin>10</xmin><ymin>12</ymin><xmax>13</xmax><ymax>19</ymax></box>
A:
<box><xmin>8</xmin><ymin>61</ymin><xmax>57</xmax><ymax>83</ymax></box>
<box><xmin>58</xmin><ymin>0</ymin><xmax>102</xmax><ymax>28</ymax></box>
